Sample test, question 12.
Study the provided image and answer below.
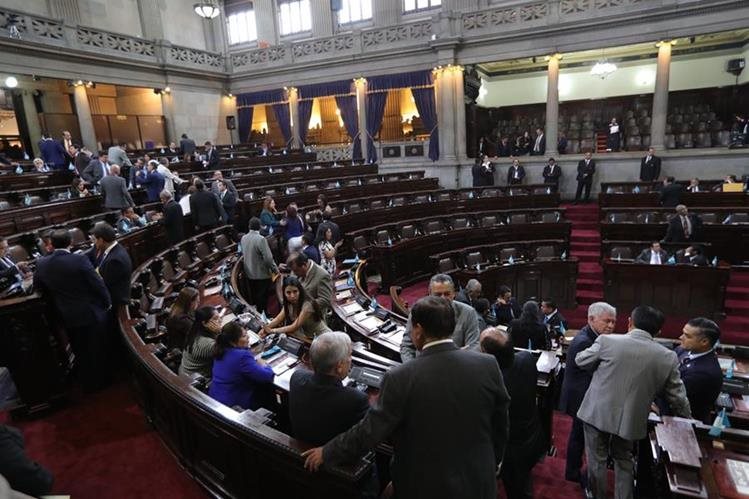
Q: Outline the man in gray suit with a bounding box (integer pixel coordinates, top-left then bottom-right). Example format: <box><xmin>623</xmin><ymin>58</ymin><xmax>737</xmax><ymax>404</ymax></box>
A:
<box><xmin>210</xmin><ymin>171</ymin><xmax>238</xmax><ymax>199</ymax></box>
<box><xmin>303</xmin><ymin>296</ymin><xmax>510</xmax><ymax>499</ymax></box>
<box><xmin>288</xmin><ymin>252</ymin><xmax>332</xmax><ymax>314</ymax></box>
<box><xmin>576</xmin><ymin>305</ymin><xmax>691</xmax><ymax>499</ymax></box>
<box><xmin>107</xmin><ymin>143</ymin><xmax>132</xmax><ymax>169</ymax></box>
<box><xmin>400</xmin><ymin>273</ymin><xmax>480</xmax><ymax>362</ymax></box>
<box><xmin>82</xmin><ymin>151</ymin><xmax>112</xmax><ymax>186</ymax></box>
<box><xmin>240</xmin><ymin>217</ymin><xmax>278</xmax><ymax>314</ymax></box>
<box><xmin>99</xmin><ymin>165</ymin><xmax>134</xmax><ymax>210</ymax></box>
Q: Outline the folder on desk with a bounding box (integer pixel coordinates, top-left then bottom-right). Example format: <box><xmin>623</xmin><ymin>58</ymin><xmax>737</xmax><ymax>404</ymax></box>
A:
<box><xmin>723</xmin><ymin>183</ymin><xmax>744</xmax><ymax>192</ymax></box>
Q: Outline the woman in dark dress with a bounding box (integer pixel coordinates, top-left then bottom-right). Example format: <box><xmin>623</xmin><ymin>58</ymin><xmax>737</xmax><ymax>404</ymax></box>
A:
<box><xmin>507</xmin><ymin>300</ymin><xmax>550</xmax><ymax>350</ymax></box>
<box><xmin>166</xmin><ymin>287</ymin><xmax>199</xmax><ymax>349</ymax></box>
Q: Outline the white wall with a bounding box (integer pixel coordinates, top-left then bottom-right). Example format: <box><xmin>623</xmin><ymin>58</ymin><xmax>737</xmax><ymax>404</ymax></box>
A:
<box><xmin>78</xmin><ymin>0</ymin><xmax>142</xmax><ymax>36</ymax></box>
<box><xmin>1</xmin><ymin>0</ymin><xmax>49</xmax><ymax>17</ymax></box>
<box><xmin>477</xmin><ymin>49</ymin><xmax>746</xmax><ymax>108</ymax></box>
<box><xmin>169</xmin><ymin>89</ymin><xmax>224</xmax><ymax>144</ymax></box>
<box><xmin>161</xmin><ymin>0</ymin><xmax>208</xmax><ymax>50</ymax></box>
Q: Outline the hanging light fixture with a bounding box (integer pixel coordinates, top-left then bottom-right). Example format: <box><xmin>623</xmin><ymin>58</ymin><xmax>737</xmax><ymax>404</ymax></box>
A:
<box><xmin>590</xmin><ymin>49</ymin><xmax>617</xmax><ymax>79</ymax></box>
<box><xmin>194</xmin><ymin>1</ymin><xmax>220</xmax><ymax>19</ymax></box>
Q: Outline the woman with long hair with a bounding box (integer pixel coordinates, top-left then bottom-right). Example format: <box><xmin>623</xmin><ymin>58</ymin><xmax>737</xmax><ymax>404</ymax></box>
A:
<box><xmin>506</xmin><ymin>300</ymin><xmax>550</xmax><ymax>350</ymax></box>
<box><xmin>260</xmin><ymin>196</ymin><xmax>279</xmax><ymax>235</ymax></box>
<box><xmin>209</xmin><ymin>322</ymin><xmax>275</xmax><ymax>410</ymax></box>
<box><xmin>280</xmin><ymin>203</ymin><xmax>307</xmax><ymax>253</ymax></box>
<box><xmin>263</xmin><ymin>276</ymin><xmax>330</xmax><ymax>340</ymax></box>
<box><xmin>318</xmin><ymin>227</ymin><xmax>341</xmax><ymax>276</ymax></box>
<box><xmin>166</xmin><ymin>287</ymin><xmax>199</xmax><ymax>349</ymax></box>
<box><xmin>179</xmin><ymin>306</ymin><xmax>221</xmax><ymax>379</ymax></box>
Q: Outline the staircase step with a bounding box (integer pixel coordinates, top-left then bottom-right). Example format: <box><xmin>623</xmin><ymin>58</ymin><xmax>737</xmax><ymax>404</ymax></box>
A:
<box><xmin>726</xmin><ymin>299</ymin><xmax>749</xmax><ymax>313</ymax></box>
<box><xmin>577</xmin><ymin>280</ymin><xmax>604</xmax><ymax>292</ymax></box>
<box><xmin>573</xmin><ymin>222</ymin><xmax>600</xmax><ymax>231</ymax></box>
<box><xmin>571</xmin><ymin>241</ymin><xmax>600</xmax><ymax>250</ymax></box>
<box><xmin>726</xmin><ymin>287</ymin><xmax>749</xmax><ymax>300</ymax></box>
<box><xmin>577</xmin><ymin>289</ymin><xmax>604</xmax><ymax>305</ymax></box>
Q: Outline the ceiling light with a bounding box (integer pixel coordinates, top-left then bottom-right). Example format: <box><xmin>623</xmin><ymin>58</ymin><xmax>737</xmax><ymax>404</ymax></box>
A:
<box><xmin>163</xmin><ymin>86</ymin><xmax>171</xmax><ymax>93</ymax></box>
<box><xmin>590</xmin><ymin>50</ymin><xmax>617</xmax><ymax>79</ymax></box>
<box><xmin>194</xmin><ymin>1</ymin><xmax>220</xmax><ymax>19</ymax></box>
<box><xmin>4</xmin><ymin>76</ymin><xmax>18</xmax><ymax>88</ymax></box>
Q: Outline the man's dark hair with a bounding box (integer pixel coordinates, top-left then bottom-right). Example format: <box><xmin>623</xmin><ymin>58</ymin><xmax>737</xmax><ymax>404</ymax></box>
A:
<box><xmin>302</xmin><ymin>232</ymin><xmax>314</xmax><ymax>246</ymax></box>
<box><xmin>631</xmin><ymin>305</ymin><xmax>665</xmax><ymax>336</ymax></box>
<box><xmin>92</xmin><ymin>222</ymin><xmax>116</xmax><ymax>243</ymax></box>
<box><xmin>474</xmin><ymin>298</ymin><xmax>490</xmax><ymax>316</ymax></box>
<box><xmin>181</xmin><ymin>133</ymin><xmax>188</xmax><ymax>139</ymax></box>
<box><xmin>687</xmin><ymin>317</ymin><xmax>721</xmax><ymax>346</ymax></box>
<box><xmin>665</xmin><ymin>176</ymin><xmax>675</xmax><ymax>183</ymax></box>
<box><xmin>194</xmin><ymin>179</ymin><xmax>205</xmax><ymax>190</ymax></box>
<box><xmin>481</xmin><ymin>332</ymin><xmax>515</xmax><ymax>369</ymax></box>
<box><xmin>289</xmin><ymin>252</ymin><xmax>309</xmax><ymax>268</ymax></box>
<box><xmin>98</xmin><ymin>150</ymin><xmax>107</xmax><ymax>157</ymax></box>
<box><xmin>204</xmin><ymin>141</ymin><xmax>212</xmax><ymax>146</ymax></box>
<box><xmin>410</xmin><ymin>296</ymin><xmax>455</xmax><ymax>339</ymax></box>
<box><xmin>651</xmin><ymin>241</ymin><xmax>661</xmax><ymax>247</ymax></box>
<box><xmin>248</xmin><ymin>217</ymin><xmax>261</xmax><ymax>231</ymax></box>
<box><xmin>542</xmin><ymin>299</ymin><xmax>557</xmax><ymax>310</ymax></box>
<box><xmin>498</xmin><ymin>284</ymin><xmax>512</xmax><ymax>297</ymax></box>
<box><xmin>50</xmin><ymin>229</ymin><xmax>71</xmax><ymax>249</ymax></box>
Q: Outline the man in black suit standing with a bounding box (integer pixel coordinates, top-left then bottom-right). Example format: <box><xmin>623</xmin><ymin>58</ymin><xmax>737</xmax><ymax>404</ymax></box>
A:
<box><xmin>202</xmin><ymin>141</ymin><xmax>220</xmax><ymax>169</ymax></box>
<box><xmin>160</xmin><ymin>190</ymin><xmax>185</xmax><ymax>245</ymax></box>
<box><xmin>99</xmin><ymin>165</ymin><xmax>134</xmax><ymax>210</ymax></box>
<box><xmin>542</xmin><ymin>157</ymin><xmax>562</xmax><ymax>192</ymax></box>
<box><xmin>481</xmin><ymin>328</ymin><xmax>546</xmax><ymax>499</ymax></box>
<box><xmin>303</xmin><ymin>296</ymin><xmax>510</xmax><ymax>499</ymax></box>
<box><xmin>541</xmin><ymin>300</ymin><xmax>567</xmax><ymax>339</ymax></box>
<box><xmin>674</xmin><ymin>318</ymin><xmax>723</xmax><ymax>424</ymax></box>
<box><xmin>659</xmin><ymin>176</ymin><xmax>684</xmax><ymax>207</ymax></box>
<box><xmin>574</xmin><ymin>151</ymin><xmax>595</xmax><ymax>203</ymax></box>
<box><xmin>189</xmin><ymin>179</ymin><xmax>223</xmax><ymax>231</ymax></box>
<box><xmin>289</xmin><ymin>332</ymin><xmax>369</xmax><ymax>445</ymax></box>
<box><xmin>88</xmin><ymin>222</ymin><xmax>132</xmax><ymax>306</ymax></box>
<box><xmin>559</xmin><ymin>301</ymin><xmax>616</xmax><ymax>484</ymax></box>
<box><xmin>179</xmin><ymin>133</ymin><xmax>196</xmax><ymax>162</ymax></box>
<box><xmin>33</xmin><ymin>230</ymin><xmax>112</xmax><ymax>391</ymax></box>
<box><xmin>217</xmin><ymin>180</ymin><xmax>237</xmax><ymax>223</ymax></box>
<box><xmin>662</xmin><ymin>205</ymin><xmax>702</xmax><ymax>243</ymax></box>
<box><xmin>472</xmin><ymin>155</ymin><xmax>496</xmax><ymax>187</ymax></box>
<box><xmin>639</xmin><ymin>147</ymin><xmax>661</xmax><ymax>181</ymax></box>
<box><xmin>507</xmin><ymin>158</ymin><xmax>526</xmax><ymax>185</ymax></box>
<box><xmin>531</xmin><ymin>127</ymin><xmax>546</xmax><ymax>156</ymax></box>
<box><xmin>675</xmin><ymin>245</ymin><xmax>708</xmax><ymax>266</ymax></box>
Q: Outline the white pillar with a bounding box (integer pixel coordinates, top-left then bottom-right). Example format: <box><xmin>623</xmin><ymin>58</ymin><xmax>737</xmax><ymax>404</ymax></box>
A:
<box><xmin>545</xmin><ymin>53</ymin><xmax>561</xmax><ymax>157</ymax></box>
<box><xmin>19</xmin><ymin>89</ymin><xmax>42</xmax><ymax>157</ymax></box>
<box><xmin>436</xmin><ymin>67</ymin><xmax>456</xmax><ymax>162</ymax></box>
<box><xmin>354</xmin><ymin>78</ymin><xmax>368</xmax><ymax>161</ymax></box>
<box><xmin>72</xmin><ymin>85</ymin><xmax>97</xmax><ymax>152</ymax></box>
<box><xmin>453</xmin><ymin>66</ymin><xmax>467</xmax><ymax>160</ymax></box>
<box><xmin>650</xmin><ymin>41</ymin><xmax>673</xmax><ymax>151</ymax></box>
<box><xmin>160</xmin><ymin>92</ymin><xmax>177</xmax><ymax>144</ymax></box>
<box><xmin>288</xmin><ymin>87</ymin><xmax>301</xmax><ymax>149</ymax></box>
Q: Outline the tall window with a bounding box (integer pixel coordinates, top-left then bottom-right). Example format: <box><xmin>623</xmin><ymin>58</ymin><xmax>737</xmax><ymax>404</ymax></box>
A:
<box><xmin>403</xmin><ymin>0</ymin><xmax>441</xmax><ymax>12</ymax></box>
<box><xmin>338</xmin><ymin>0</ymin><xmax>372</xmax><ymax>24</ymax></box>
<box><xmin>278</xmin><ymin>0</ymin><xmax>312</xmax><ymax>36</ymax></box>
<box><xmin>226</xmin><ymin>10</ymin><xmax>258</xmax><ymax>45</ymax></box>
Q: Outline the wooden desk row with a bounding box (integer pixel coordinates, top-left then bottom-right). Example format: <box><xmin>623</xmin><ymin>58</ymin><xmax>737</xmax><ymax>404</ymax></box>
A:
<box><xmin>600</xmin><ymin>240</ymin><xmax>713</xmax><ymax>262</ymax></box>
<box><xmin>0</xmin><ymin>170</ymin><xmax>75</xmax><ymax>191</ymax></box>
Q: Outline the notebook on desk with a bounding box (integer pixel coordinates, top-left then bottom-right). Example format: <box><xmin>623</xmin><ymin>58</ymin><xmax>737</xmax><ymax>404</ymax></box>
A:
<box><xmin>723</xmin><ymin>183</ymin><xmax>744</xmax><ymax>192</ymax></box>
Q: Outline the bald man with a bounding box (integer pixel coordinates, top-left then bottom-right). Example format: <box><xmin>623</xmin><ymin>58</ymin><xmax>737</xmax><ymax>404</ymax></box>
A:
<box><xmin>99</xmin><ymin>164</ymin><xmax>134</xmax><ymax>210</ymax></box>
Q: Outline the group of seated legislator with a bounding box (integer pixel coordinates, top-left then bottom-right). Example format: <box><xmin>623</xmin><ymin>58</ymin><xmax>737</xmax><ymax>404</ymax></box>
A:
<box><xmin>472</xmin><ymin>155</ymin><xmax>563</xmax><ymax>190</ymax></box>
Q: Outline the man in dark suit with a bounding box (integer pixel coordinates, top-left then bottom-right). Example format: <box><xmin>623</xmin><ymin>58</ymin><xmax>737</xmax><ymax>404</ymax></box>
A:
<box><xmin>659</xmin><ymin>176</ymin><xmax>684</xmax><ymax>207</ymax></box>
<box><xmin>189</xmin><ymin>179</ymin><xmax>223</xmax><ymax>231</ymax></box>
<box><xmin>217</xmin><ymin>180</ymin><xmax>237</xmax><ymax>223</ymax></box>
<box><xmin>675</xmin><ymin>245</ymin><xmax>708</xmax><ymax>266</ymax></box>
<box><xmin>497</xmin><ymin>137</ymin><xmax>513</xmax><ymax>157</ymax></box>
<box><xmin>635</xmin><ymin>241</ymin><xmax>669</xmax><ymax>265</ymax></box>
<box><xmin>455</xmin><ymin>278</ymin><xmax>482</xmax><ymax>308</ymax></box>
<box><xmin>81</xmin><ymin>151</ymin><xmax>111</xmax><ymax>186</ymax></box>
<box><xmin>493</xmin><ymin>285</ymin><xmax>522</xmax><ymax>326</ymax></box>
<box><xmin>160</xmin><ymin>190</ymin><xmax>185</xmax><ymax>245</ymax></box>
<box><xmin>0</xmin><ymin>237</ymin><xmax>29</xmax><ymax>293</ymax></box>
<box><xmin>472</xmin><ymin>155</ymin><xmax>496</xmax><ymax>187</ymax></box>
<box><xmin>38</xmin><ymin>131</ymin><xmax>67</xmax><ymax>170</ymax></box>
<box><xmin>639</xmin><ymin>147</ymin><xmax>661</xmax><ymax>181</ymax></box>
<box><xmin>202</xmin><ymin>141</ymin><xmax>220</xmax><ymax>169</ymax></box>
<box><xmin>88</xmin><ymin>222</ymin><xmax>132</xmax><ymax>306</ymax></box>
<box><xmin>303</xmin><ymin>296</ymin><xmax>510</xmax><ymax>499</ymax></box>
<box><xmin>99</xmin><ymin>165</ymin><xmax>134</xmax><ymax>210</ymax></box>
<box><xmin>541</xmin><ymin>300</ymin><xmax>568</xmax><ymax>339</ymax></box>
<box><xmin>507</xmin><ymin>158</ymin><xmax>526</xmax><ymax>185</ymax></box>
<box><xmin>289</xmin><ymin>332</ymin><xmax>369</xmax><ymax>445</ymax></box>
<box><xmin>542</xmin><ymin>157</ymin><xmax>562</xmax><ymax>192</ymax></box>
<box><xmin>179</xmin><ymin>133</ymin><xmax>196</xmax><ymax>162</ymax></box>
<box><xmin>0</xmin><ymin>424</ymin><xmax>53</xmax><ymax>496</ymax></box>
<box><xmin>136</xmin><ymin>160</ymin><xmax>166</xmax><ymax>203</ymax></box>
<box><xmin>574</xmin><ymin>151</ymin><xmax>595</xmax><ymax>203</ymax></box>
<box><xmin>559</xmin><ymin>301</ymin><xmax>616</xmax><ymax>483</ymax></box>
<box><xmin>71</xmin><ymin>145</ymin><xmax>92</xmax><ymax>176</ymax></box>
<box><xmin>673</xmin><ymin>318</ymin><xmax>723</xmax><ymax>424</ymax></box>
<box><xmin>531</xmin><ymin>127</ymin><xmax>546</xmax><ymax>156</ymax></box>
<box><xmin>33</xmin><ymin>229</ymin><xmax>112</xmax><ymax>391</ymax></box>
<box><xmin>481</xmin><ymin>328</ymin><xmax>546</xmax><ymax>499</ymax></box>
<box><xmin>662</xmin><ymin>205</ymin><xmax>702</xmax><ymax>243</ymax></box>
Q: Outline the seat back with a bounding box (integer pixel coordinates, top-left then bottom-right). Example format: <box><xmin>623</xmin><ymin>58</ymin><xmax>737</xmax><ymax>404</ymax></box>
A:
<box><xmin>635</xmin><ymin>212</ymin><xmax>659</xmax><ymax>224</ymax></box>
<box><xmin>177</xmin><ymin>250</ymin><xmax>194</xmax><ymax>269</ymax></box>
<box><xmin>425</xmin><ymin>220</ymin><xmax>443</xmax><ymax>234</ymax></box>
<box><xmin>195</xmin><ymin>241</ymin><xmax>213</xmax><ymax>259</ymax></box>
<box><xmin>481</xmin><ymin>215</ymin><xmax>498</xmax><ymax>227</ymax></box>
<box><xmin>391</xmin><ymin>196</ymin><xmax>405</xmax><ymax>207</ymax></box>
<box><xmin>499</xmin><ymin>247</ymin><xmax>517</xmax><ymax>262</ymax></box>
<box><xmin>215</xmin><ymin>234</ymin><xmax>232</xmax><ymax>251</ymax></box>
<box><xmin>401</xmin><ymin>224</ymin><xmax>416</xmax><ymax>239</ymax></box>
<box><xmin>376</xmin><ymin>230</ymin><xmax>390</xmax><ymax>245</ymax></box>
<box><xmin>610</xmin><ymin>246</ymin><xmax>632</xmax><ymax>260</ymax></box>
<box><xmin>438</xmin><ymin>257</ymin><xmax>455</xmax><ymax>273</ymax></box>
<box><xmin>370</xmin><ymin>200</ymin><xmax>384</xmax><ymax>210</ymax></box>
<box><xmin>452</xmin><ymin>217</ymin><xmax>469</xmax><ymax>229</ymax></box>
<box><xmin>353</xmin><ymin>235</ymin><xmax>368</xmax><ymax>253</ymax></box>
<box><xmin>347</xmin><ymin>203</ymin><xmax>361</xmax><ymax>214</ymax></box>
<box><xmin>68</xmin><ymin>228</ymin><xmax>87</xmax><ymax>247</ymax></box>
<box><xmin>541</xmin><ymin>212</ymin><xmax>560</xmax><ymax>223</ymax></box>
<box><xmin>480</xmin><ymin>189</ymin><xmax>499</xmax><ymax>198</ymax></box>
<box><xmin>465</xmin><ymin>251</ymin><xmax>483</xmax><ymax>267</ymax></box>
<box><xmin>509</xmin><ymin>213</ymin><xmax>528</xmax><ymax>224</ymax></box>
<box><xmin>700</xmin><ymin>212</ymin><xmax>717</xmax><ymax>224</ymax></box>
<box><xmin>8</xmin><ymin>245</ymin><xmax>30</xmax><ymax>262</ymax></box>
<box><xmin>608</xmin><ymin>212</ymin><xmax>631</xmax><ymax>223</ymax></box>
<box><xmin>534</xmin><ymin>245</ymin><xmax>556</xmax><ymax>261</ymax></box>
<box><xmin>437</xmin><ymin>192</ymin><xmax>452</xmax><ymax>202</ymax></box>
<box><xmin>732</xmin><ymin>213</ymin><xmax>749</xmax><ymax>223</ymax></box>
<box><xmin>412</xmin><ymin>195</ymin><xmax>428</xmax><ymax>204</ymax></box>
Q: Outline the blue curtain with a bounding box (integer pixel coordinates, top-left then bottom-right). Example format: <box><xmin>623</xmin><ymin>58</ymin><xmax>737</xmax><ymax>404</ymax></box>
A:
<box><xmin>367</xmin><ymin>70</ymin><xmax>433</xmax><ymax>92</ymax></box>
<box><xmin>412</xmin><ymin>87</ymin><xmax>439</xmax><ymax>161</ymax></box>
<box><xmin>335</xmin><ymin>95</ymin><xmax>362</xmax><ymax>160</ymax></box>
<box><xmin>298</xmin><ymin>80</ymin><xmax>353</xmax><ymax>100</ymax></box>
<box><xmin>297</xmin><ymin>100</ymin><xmax>314</xmax><ymax>146</ymax></box>
<box><xmin>236</xmin><ymin>89</ymin><xmax>286</xmax><ymax>106</ymax></box>
<box><xmin>237</xmin><ymin>106</ymin><xmax>253</xmax><ymax>143</ymax></box>
<box><xmin>272</xmin><ymin>102</ymin><xmax>292</xmax><ymax>147</ymax></box>
<box><xmin>365</xmin><ymin>92</ymin><xmax>387</xmax><ymax>163</ymax></box>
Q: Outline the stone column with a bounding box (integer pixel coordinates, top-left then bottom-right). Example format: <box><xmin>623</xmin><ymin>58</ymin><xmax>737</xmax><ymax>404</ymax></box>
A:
<box><xmin>452</xmin><ymin>66</ymin><xmax>467</xmax><ymax>160</ymax></box>
<box><xmin>136</xmin><ymin>0</ymin><xmax>164</xmax><ymax>40</ymax></box>
<box><xmin>354</xmin><ymin>78</ymin><xmax>368</xmax><ymax>161</ymax></box>
<box><xmin>288</xmin><ymin>87</ymin><xmax>301</xmax><ymax>150</ymax></box>
<box><xmin>19</xmin><ymin>89</ymin><xmax>42</xmax><ymax>157</ymax></box>
<box><xmin>72</xmin><ymin>85</ymin><xmax>97</xmax><ymax>152</ymax></box>
<box><xmin>436</xmin><ymin>67</ymin><xmax>456</xmax><ymax>162</ymax></box>
<box><xmin>310</xmin><ymin>0</ymin><xmax>333</xmax><ymax>37</ymax></box>
<box><xmin>650</xmin><ymin>41</ymin><xmax>673</xmax><ymax>151</ymax></box>
<box><xmin>160</xmin><ymin>92</ymin><xmax>177</xmax><ymax>144</ymax></box>
<box><xmin>545</xmin><ymin>53</ymin><xmax>561</xmax><ymax>157</ymax></box>
<box><xmin>373</xmin><ymin>0</ymin><xmax>400</xmax><ymax>26</ymax></box>
<box><xmin>254</xmin><ymin>0</ymin><xmax>278</xmax><ymax>45</ymax></box>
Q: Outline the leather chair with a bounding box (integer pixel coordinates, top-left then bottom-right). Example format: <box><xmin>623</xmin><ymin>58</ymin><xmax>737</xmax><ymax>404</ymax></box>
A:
<box><xmin>215</xmin><ymin>234</ymin><xmax>233</xmax><ymax>252</ymax></box>
<box><xmin>509</xmin><ymin>213</ymin><xmax>528</xmax><ymax>224</ymax></box>
<box><xmin>27</xmin><ymin>196</ymin><xmax>43</xmax><ymax>205</ymax></box>
<box><xmin>635</xmin><ymin>212</ymin><xmax>660</xmax><ymax>224</ymax></box>
<box><xmin>8</xmin><ymin>245</ymin><xmax>30</xmax><ymax>263</ymax></box>
<box><xmin>195</xmin><ymin>241</ymin><xmax>216</xmax><ymax>261</ymax></box>
<box><xmin>700</xmin><ymin>213</ymin><xmax>717</xmax><ymax>224</ymax></box>
<box><xmin>731</xmin><ymin>213</ymin><xmax>749</xmax><ymax>223</ymax></box>
<box><xmin>610</xmin><ymin>246</ymin><xmax>633</xmax><ymax>260</ymax></box>
<box><xmin>353</xmin><ymin>235</ymin><xmax>368</xmax><ymax>254</ymax></box>
<box><xmin>452</xmin><ymin>217</ymin><xmax>469</xmax><ymax>229</ymax></box>
<box><xmin>480</xmin><ymin>189</ymin><xmax>499</xmax><ymax>198</ymax></box>
<box><xmin>481</xmin><ymin>215</ymin><xmax>498</xmax><ymax>227</ymax></box>
<box><xmin>609</xmin><ymin>212</ymin><xmax>632</xmax><ymax>223</ymax></box>
<box><xmin>391</xmin><ymin>197</ymin><xmax>405</xmax><ymax>207</ymax></box>
<box><xmin>437</xmin><ymin>192</ymin><xmax>452</xmax><ymax>202</ymax></box>
<box><xmin>438</xmin><ymin>257</ymin><xmax>455</xmax><ymax>273</ymax></box>
<box><xmin>376</xmin><ymin>230</ymin><xmax>391</xmax><ymax>245</ymax></box>
<box><xmin>533</xmin><ymin>187</ymin><xmax>550</xmax><ymax>195</ymax></box>
<box><xmin>499</xmin><ymin>247</ymin><xmax>518</xmax><ymax>262</ymax></box>
<box><xmin>465</xmin><ymin>252</ymin><xmax>483</xmax><ymax>268</ymax></box>
<box><xmin>370</xmin><ymin>200</ymin><xmax>384</xmax><ymax>210</ymax></box>
<box><xmin>68</xmin><ymin>228</ymin><xmax>87</xmax><ymax>247</ymax></box>
<box><xmin>541</xmin><ymin>212</ymin><xmax>560</xmax><ymax>223</ymax></box>
<box><xmin>348</xmin><ymin>203</ymin><xmax>362</xmax><ymax>214</ymax></box>
<box><xmin>412</xmin><ymin>195</ymin><xmax>429</xmax><ymax>204</ymax></box>
<box><xmin>534</xmin><ymin>245</ymin><xmax>556</xmax><ymax>261</ymax></box>
<box><xmin>400</xmin><ymin>225</ymin><xmax>416</xmax><ymax>239</ymax></box>
<box><xmin>425</xmin><ymin>220</ymin><xmax>443</xmax><ymax>235</ymax></box>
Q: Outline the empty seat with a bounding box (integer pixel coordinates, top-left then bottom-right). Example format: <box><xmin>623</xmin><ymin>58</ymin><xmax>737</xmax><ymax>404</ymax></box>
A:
<box><xmin>509</xmin><ymin>213</ymin><xmax>528</xmax><ymax>224</ymax></box>
<box><xmin>376</xmin><ymin>230</ymin><xmax>391</xmax><ymax>245</ymax></box>
<box><xmin>609</xmin><ymin>212</ymin><xmax>631</xmax><ymax>223</ymax></box>
<box><xmin>541</xmin><ymin>212</ymin><xmax>560</xmax><ymax>223</ymax></box>
<box><xmin>391</xmin><ymin>197</ymin><xmax>405</xmax><ymax>207</ymax></box>
<box><xmin>700</xmin><ymin>212</ymin><xmax>717</xmax><ymax>224</ymax></box>
<box><xmin>425</xmin><ymin>220</ymin><xmax>443</xmax><ymax>234</ymax></box>
<box><xmin>215</xmin><ymin>234</ymin><xmax>232</xmax><ymax>251</ymax></box>
<box><xmin>68</xmin><ymin>228</ymin><xmax>87</xmax><ymax>247</ymax></box>
<box><xmin>534</xmin><ymin>245</ymin><xmax>556</xmax><ymax>261</ymax></box>
<box><xmin>400</xmin><ymin>225</ymin><xmax>416</xmax><ymax>239</ymax></box>
<box><xmin>370</xmin><ymin>200</ymin><xmax>384</xmax><ymax>210</ymax></box>
<box><xmin>731</xmin><ymin>213</ymin><xmax>749</xmax><ymax>223</ymax></box>
<box><xmin>7</xmin><ymin>245</ymin><xmax>29</xmax><ymax>262</ymax></box>
<box><xmin>465</xmin><ymin>252</ymin><xmax>483</xmax><ymax>268</ymax></box>
<box><xmin>610</xmin><ymin>246</ymin><xmax>632</xmax><ymax>260</ymax></box>
<box><xmin>353</xmin><ymin>235</ymin><xmax>368</xmax><ymax>253</ymax></box>
<box><xmin>195</xmin><ymin>241</ymin><xmax>215</xmax><ymax>260</ymax></box>
<box><xmin>438</xmin><ymin>258</ymin><xmax>455</xmax><ymax>273</ymax></box>
<box><xmin>533</xmin><ymin>187</ymin><xmax>550</xmax><ymax>195</ymax></box>
<box><xmin>412</xmin><ymin>195</ymin><xmax>429</xmax><ymax>204</ymax></box>
<box><xmin>437</xmin><ymin>192</ymin><xmax>452</xmax><ymax>202</ymax></box>
<box><xmin>480</xmin><ymin>189</ymin><xmax>499</xmax><ymax>198</ymax></box>
<box><xmin>0</xmin><ymin>201</ymin><xmax>10</xmax><ymax>210</ymax></box>
<box><xmin>481</xmin><ymin>215</ymin><xmax>498</xmax><ymax>227</ymax></box>
<box><xmin>452</xmin><ymin>218</ymin><xmax>469</xmax><ymax>229</ymax></box>
<box><xmin>499</xmin><ymin>248</ymin><xmax>518</xmax><ymax>262</ymax></box>
<box><xmin>347</xmin><ymin>203</ymin><xmax>361</xmax><ymax>214</ymax></box>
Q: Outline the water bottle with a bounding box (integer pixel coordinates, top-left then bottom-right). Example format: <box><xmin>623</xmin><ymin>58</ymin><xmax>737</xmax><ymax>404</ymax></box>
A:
<box><xmin>15</xmin><ymin>164</ymin><xmax>23</xmax><ymax>175</ymax></box>
<box><xmin>24</xmin><ymin>193</ymin><xmax>31</xmax><ymax>206</ymax></box>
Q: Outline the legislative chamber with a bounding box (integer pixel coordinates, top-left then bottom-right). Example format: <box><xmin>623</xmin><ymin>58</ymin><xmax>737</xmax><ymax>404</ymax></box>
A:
<box><xmin>1</xmin><ymin>0</ymin><xmax>749</xmax><ymax>498</ymax></box>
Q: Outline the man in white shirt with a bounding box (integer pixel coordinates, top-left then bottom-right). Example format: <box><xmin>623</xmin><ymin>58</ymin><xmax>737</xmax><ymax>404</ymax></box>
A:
<box><xmin>0</xmin><ymin>238</ymin><xmax>30</xmax><ymax>291</ymax></box>
<box><xmin>532</xmin><ymin>127</ymin><xmax>545</xmax><ymax>156</ymax></box>
<box><xmin>155</xmin><ymin>158</ymin><xmax>184</xmax><ymax>195</ymax></box>
<box><xmin>636</xmin><ymin>241</ymin><xmax>668</xmax><ymax>265</ymax></box>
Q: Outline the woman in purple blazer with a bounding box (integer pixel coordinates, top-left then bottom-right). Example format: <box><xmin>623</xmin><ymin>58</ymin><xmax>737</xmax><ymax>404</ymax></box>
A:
<box><xmin>209</xmin><ymin>322</ymin><xmax>275</xmax><ymax>410</ymax></box>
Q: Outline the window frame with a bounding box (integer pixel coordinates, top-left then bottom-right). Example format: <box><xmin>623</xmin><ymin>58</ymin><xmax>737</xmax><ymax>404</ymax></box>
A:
<box><xmin>403</xmin><ymin>0</ymin><xmax>441</xmax><ymax>14</ymax></box>
<box><xmin>336</xmin><ymin>0</ymin><xmax>373</xmax><ymax>27</ymax></box>
<box><xmin>225</xmin><ymin>8</ymin><xmax>259</xmax><ymax>46</ymax></box>
<box><xmin>277</xmin><ymin>0</ymin><xmax>313</xmax><ymax>38</ymax></box>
